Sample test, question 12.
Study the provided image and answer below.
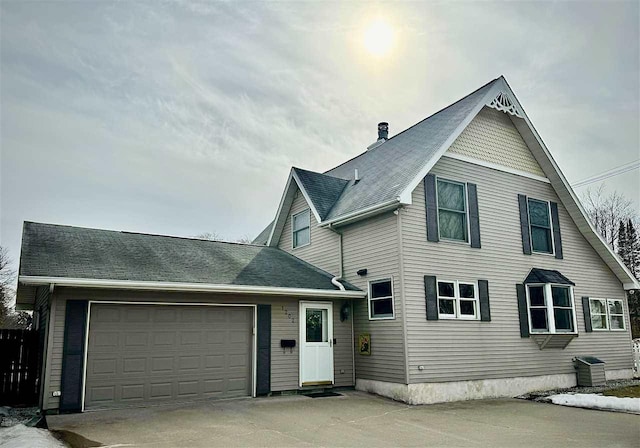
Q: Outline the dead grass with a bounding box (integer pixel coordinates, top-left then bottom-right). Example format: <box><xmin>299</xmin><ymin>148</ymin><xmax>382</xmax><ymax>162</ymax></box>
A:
<box><xmin>602</xmin><ymin>385</ymin><xmax>640</xmax><ymax>398</ymax></box>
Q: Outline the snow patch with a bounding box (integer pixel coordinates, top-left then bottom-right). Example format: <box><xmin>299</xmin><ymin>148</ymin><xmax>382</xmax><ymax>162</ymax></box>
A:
<box><xmin>0</xmin><ymin>424</ymin><xmax>66</xmax><ymax>448</ymax></box>
<box><xmin>548</xmin><ymin>393</ymin><xmax>640</xmax><ymax>414</ymax></box>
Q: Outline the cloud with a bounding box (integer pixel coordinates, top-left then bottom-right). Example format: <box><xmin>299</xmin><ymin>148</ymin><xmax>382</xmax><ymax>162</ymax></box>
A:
<box><xmin>1</xmin><ymin>0</ymin><xmax>638</xmax><ymax>279</ymax></box>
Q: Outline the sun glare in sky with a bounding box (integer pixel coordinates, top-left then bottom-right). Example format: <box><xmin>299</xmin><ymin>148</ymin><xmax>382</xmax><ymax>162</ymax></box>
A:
<box><xmin>363</xmin><ymin>18</ymin><xmax>395</xmax><ymax>57</ymax></box>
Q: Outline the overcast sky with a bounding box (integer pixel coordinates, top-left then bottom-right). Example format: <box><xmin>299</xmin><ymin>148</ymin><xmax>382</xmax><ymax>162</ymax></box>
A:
<box><xmin>1</xmin><ymin>1</ymin><xmax>639</xmax><ymax>279</ymax></box>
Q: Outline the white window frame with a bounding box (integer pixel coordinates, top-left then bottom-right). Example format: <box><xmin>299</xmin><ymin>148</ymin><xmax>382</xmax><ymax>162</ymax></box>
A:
<box><xmin>526</xmin><ymin>198</ymin><xmax>555</xmax><ymax>256</ymax></box>
<box><xmin>368</xmin><ymin>278</ymin><xmax>395</xmax><ymax>320</ymax></box>
<box><xmin>607</xmin><ymin>298</ymin><xmax>626</xmax><ymax>331</ymax></box>
<box><xmin>588</xmin><ymin>298</ymin><xmax>609</xmax><ymax>331</ymax></box>
<box><xmin>292</xmin><ymin>208</ymin><xmax>311</xmax><ymax>249</ymax></box>
<box><xmin>435</xmin><ymin>178</ymin><xmax>470</xmax><ymax>244</ymax></box>
<box><xmin>436</xmin><ymin>280</ymin><xmax>479</xmax><ymax>320</ymax></box>
<box><xmin>525</xmin><ymin>284</ymin><xmax>577</xmax><ymax>334</ymax></box>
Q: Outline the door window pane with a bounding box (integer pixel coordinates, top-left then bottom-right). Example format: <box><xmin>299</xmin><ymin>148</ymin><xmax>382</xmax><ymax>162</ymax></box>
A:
<box><xmin>306</xmin><ymin>309</ymin><xmax>327</xmax><ymax>342</ymax></box>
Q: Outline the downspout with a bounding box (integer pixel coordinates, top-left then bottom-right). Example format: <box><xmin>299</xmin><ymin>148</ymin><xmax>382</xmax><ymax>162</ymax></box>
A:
<box><xmin>330</xmin><ymin>226</ymin><xmax>345</xmax><ymax>291</ymax></box>
<box><xmin>329</xmin><ymin>225</ymin><xmax>355</xmax><ymax>387</ymax></box>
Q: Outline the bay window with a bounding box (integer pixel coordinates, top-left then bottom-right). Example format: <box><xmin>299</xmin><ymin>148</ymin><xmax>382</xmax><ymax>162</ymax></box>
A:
<box><xmin>526</xmin><ymin>284</ymin><xmax>576</xmax><ymax>333</ymax></box>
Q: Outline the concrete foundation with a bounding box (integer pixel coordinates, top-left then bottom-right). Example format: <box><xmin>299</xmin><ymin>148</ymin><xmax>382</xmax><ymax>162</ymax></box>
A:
<box><xmin>357</xmin><ymin>372</ymin><xmax>581</xmax><ymax>405</ymax></box>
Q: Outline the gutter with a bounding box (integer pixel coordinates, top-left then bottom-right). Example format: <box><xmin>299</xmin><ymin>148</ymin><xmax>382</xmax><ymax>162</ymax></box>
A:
<box><xmin>319</xmin><ymin>199</ymin><xmax>401</xmax><ymax>228</ymax></box>
<box><xmin>18</xmin><ymin>276</ymin><xmax>365</xmax><ymax>299</ymax></box>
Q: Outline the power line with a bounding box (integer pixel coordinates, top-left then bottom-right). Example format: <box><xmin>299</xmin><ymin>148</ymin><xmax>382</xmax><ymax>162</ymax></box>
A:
<box><xmin>571</xmin><ymin>159</ymin><xmax>640</xmax><ymax>188</ymax></box>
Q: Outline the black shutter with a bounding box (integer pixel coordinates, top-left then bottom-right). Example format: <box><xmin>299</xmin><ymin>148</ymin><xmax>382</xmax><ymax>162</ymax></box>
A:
<box><xmin>516</xmin><ymin>284</ymin><xmax>529</xmax><ymax>338</ymax></box>
<box><xmin>478</xmin><ymin>280</ymin><xmax>491</xmax><ymax>322</ymax></box>
<box><xmin>518</xmin><ymin>194</ymin><xmax>532</xmax><ymax>255</ymax></box>
<box><xmin>582</xmin><ymin>296</ymin><xmax>592</xmax><ymax>333</ymax></box>
<box><xmin>256</xmin><ymin>304</ymin><xmax>271</xmax><ymax>395</ymax></box>
<box><xmin>468</xmin><ymin>183</ymin><xmax>481</xmax><ymax>248</ymax></box>
<box><xmin>60</xmin><ymin>300</ymin><xmax>88</xmax><ymax>413</ymax></box>
<box><xmin>424</xmin><ymin>275</ymin><xmax>438</xmax><ymax>320</ymax></box>
<box><xmin>550</xmin><ymin>202</ymin><xmax>563</xmax><ymax>259</ymax></box>
<box><xmin>424</xmin><ymin>175</ymin><xmax>439</xmax><ymax>242</ymax></box>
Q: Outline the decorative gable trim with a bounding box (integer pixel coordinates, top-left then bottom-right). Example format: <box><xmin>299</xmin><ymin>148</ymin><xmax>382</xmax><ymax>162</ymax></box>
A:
<box><xmin>486</xmin><ymin>91</ymin><xmax>523</xmax><ymax>118</ymax></box>
<box><xmin>266</xmin><ymin>169</ymin><xmax>322</xmax><ymax>247</ymax></box>
<box><xmin>397</xmin><ymin>76</ymin><xmax>639</xmax><ymax>289</ymax></box>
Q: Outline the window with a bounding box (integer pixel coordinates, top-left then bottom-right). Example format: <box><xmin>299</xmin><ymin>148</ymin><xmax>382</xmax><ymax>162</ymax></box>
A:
<box><xmin>437</xmin><ymin>280</ymin><xmax>478</xmax><ymax>319</ymax></box>
<box><xmin>526</xmin><ymin>284</ymin><xmax>576</xmax><ymax>333</ymax></box>
<box><xmin>292</xmin><ymin>209</ymin><xmax>310</xmax><ymax>248</ymax></box>
<box><xmin>527</xmin><ymin>198</ymin><xmax>553</xmax><ymax>254</ymax></box>
<box><xmin>590</xmin><ymin>298</ymin><xmax>625</xmax><ymax>331</ymax></box>
<box><xmin>369</xmin><ymin>279</ymin><xmax>394</xmax><ymax>319</ymax></box>
<box><xmin>437</xmin><ymin>179</ymin><xmax>468</xmax><ymax>242</ymax></box>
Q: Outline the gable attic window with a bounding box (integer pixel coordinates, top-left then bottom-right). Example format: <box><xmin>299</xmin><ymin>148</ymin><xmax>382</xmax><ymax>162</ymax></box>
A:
<box><xmin>292</xmin><ymin>209</ymin><xmax>310</xmax><ymax>248</ymax></box>
<box><xmin>527</xmin><ymin>198</ymin><xmax>554</xmax><ymax>254</ymax></box>
<box><xmin>437</xmin><ymin>179</ymin><xmax>468</xmax><ymax>242</ymax></box>
<box><xmin>369</xmin><ymin>279</ymin><xmax>394</xmax><ymax>320</ymax></box>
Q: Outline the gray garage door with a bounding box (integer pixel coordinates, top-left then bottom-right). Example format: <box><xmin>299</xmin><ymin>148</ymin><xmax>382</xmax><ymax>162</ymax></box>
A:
<box><xmin>84</xmin><ymin>304</ymin><xmax>253</xmax><ymax>410</ymax></box>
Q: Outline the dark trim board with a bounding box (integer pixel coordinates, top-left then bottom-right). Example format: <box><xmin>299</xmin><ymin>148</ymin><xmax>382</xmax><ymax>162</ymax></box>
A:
<box><xmin>60</xmin><ymin>300</ymin><xmax>88</xmax><ymax>413</ymax></box>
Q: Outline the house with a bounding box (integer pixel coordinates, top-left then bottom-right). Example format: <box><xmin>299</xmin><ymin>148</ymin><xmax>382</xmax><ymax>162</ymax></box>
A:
<box><xmin>16</xmin><ymin>76</ymin><xmax>638</xmax><ymax>412</ymax></box>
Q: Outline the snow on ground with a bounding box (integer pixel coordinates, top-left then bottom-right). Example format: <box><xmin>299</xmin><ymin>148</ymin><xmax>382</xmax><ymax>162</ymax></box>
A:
<box><xmin>548</xmin><ymin>393</ymin><xmax>640</xmax><ymax>414</ymax></box>
<box><xmin>0</xmin><ymin>424</ymin><xmax>66</xmax><ymax>448</ymax></box>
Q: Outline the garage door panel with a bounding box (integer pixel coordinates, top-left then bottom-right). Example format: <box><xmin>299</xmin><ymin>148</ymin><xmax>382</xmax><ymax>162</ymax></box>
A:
<box><xmin>85</xmin><ymin>304</ymin><xmax>253</xmax><ymax>410</ymax></box>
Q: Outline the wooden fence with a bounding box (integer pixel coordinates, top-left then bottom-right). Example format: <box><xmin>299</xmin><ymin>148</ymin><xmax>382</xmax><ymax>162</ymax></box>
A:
<box><xmin>0</xmin><ymin>329</ymin><xmax>40</xmax><ymax>406</ymax></box>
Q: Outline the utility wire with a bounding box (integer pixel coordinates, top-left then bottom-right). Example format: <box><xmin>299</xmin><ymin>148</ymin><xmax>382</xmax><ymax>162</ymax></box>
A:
<box><xmin>571</xmin><ymin>159</ymin><xmax>640</xmax><ymax>188</ymax></box>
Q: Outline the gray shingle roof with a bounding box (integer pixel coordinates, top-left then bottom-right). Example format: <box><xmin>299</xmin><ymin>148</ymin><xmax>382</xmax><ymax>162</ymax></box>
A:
<box><xmin>254</xmin><ymin>78</ymin><xmax>498</xmax><ymax>243</ymax></box>
<box><xmin>292</xmin><ymin>167</ymin><xmax>349</xmax><ymax>220</ymax></box>
<box><xmin>524</xmin><ymin>268</ymin><xmax>575</xmax><ymax>286</ymax></box>
<box><xmin>322</xmin><ymin>79</ymin><xmax>498</xmax><ymax>220</ymax></box>
<box><xmin>20</xmin><ymin>222</ymin><xmax>359</xmax><ymax>291</ymax></box>
<box><xmin>252</xmin><ymin>220</ymin><xmax>273</xmax><ymax>245</ymax></box>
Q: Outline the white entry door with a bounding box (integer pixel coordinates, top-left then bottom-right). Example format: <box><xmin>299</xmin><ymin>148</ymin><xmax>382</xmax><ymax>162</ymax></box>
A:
<box><xmin>299</xmin><ymin>301</ymin><xmax>334</xmax><ymax>386</ymax></box>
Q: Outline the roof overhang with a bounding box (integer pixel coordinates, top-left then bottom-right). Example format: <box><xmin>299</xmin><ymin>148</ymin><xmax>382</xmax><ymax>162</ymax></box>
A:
<box><xmin>18</xmin><ymin>276</ymin><xmax>366</xmax><ymax>299</ymax></box>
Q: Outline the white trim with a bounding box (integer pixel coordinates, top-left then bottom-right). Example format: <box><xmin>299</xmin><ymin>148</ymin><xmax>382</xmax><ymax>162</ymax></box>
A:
<box><xmin>435</xmin><ymin>177</ymin><xmax>471</xmax><ymax>244</ymax></box>
<box><xmin>19</xmin><ymin>276</ymin><xmax>365</xmax><ymax>299</ymax></box>
<box><xmin>367</xmin><ymin>278</ymin><xmax>395</xmax><ymax>320</ymax></box>
<box><xmin>266</xmin><ymin>169</ymin><xmax>322</xmax><ymax>247</ymax></box>
<box><xmin>299</xmin><ymin>301</ymin><xmax>334</xmax><ymax>387</ymax></box>
<box><xmin>526</xmin><ymin>197</ymin><xmax>556</xmax><ymax>256</ymax></box>
<box><xmin>291</xmin><ymin>170</ymin><xmax>322</xmax><ymax>223</ymax></box>
<box><xmin>500</xmin><ymin>77</ymin><xmax>639</xmax><ymax>289</ymax></box>
<box><xmin>436</xmin><ymin>279</ymin><xmax>479</xmax><ymax>320</ymax></box>
<box><xmin>81</xmin><ymin>300</ymin><xmax>258</xmax><ymax>412</ymax></box>
<box><xmin>397</xmin><ymin>82</ymin><xmax>500</xmax><ymax>204</ymax></box>
<box><xmin>442</xmin><ymin>153</ymin><xmax>551</xmax><ymax>183</ymax></box>
<box><xmin>525</xmin><ymin>283</ymin><xmax>578</xmax><ymax>335</ymax></box>
<box><xmin>319</xmin><ymin>199</ymin><xmax>400</xmax><ymax>228</ymax></box>
<box><xmin>292</xmin><ymin>208</ymin><xmax>311</xmax><ymax>249</ymax></box>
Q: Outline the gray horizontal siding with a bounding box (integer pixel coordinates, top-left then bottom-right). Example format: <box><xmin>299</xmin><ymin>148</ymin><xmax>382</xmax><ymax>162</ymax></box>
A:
<box><xmin>278</xmin><ymin>187</ymin><xmax>340</xmax><ymax>275</ymax></box>
<box><xmin>342</xmin><ymin>212</ymin><xmax>406</xmax><ymax>384</ymax></box>
<box><xmin>44</xmin><ymin>288</ymin><xmax>354</xmax><ymax>410</ymax></box>
<box><xmin>401</xmin><ymin>156</ymin><xmax>633</xmax><ymax>384</ymax></box>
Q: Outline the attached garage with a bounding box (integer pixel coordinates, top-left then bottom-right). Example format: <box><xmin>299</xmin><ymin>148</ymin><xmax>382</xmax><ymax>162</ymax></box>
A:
<box><xmin>17</xmin><ymin>222</ymin><xmax>363</xmax><ymax>412</ymax></box>
<box><xmin>84</xmin><ymin>303</ymin><xmax>254</xmax><ymax>410</ymax></box>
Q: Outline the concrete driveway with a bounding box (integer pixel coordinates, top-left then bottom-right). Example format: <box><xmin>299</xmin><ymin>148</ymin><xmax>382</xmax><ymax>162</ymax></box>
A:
<box><xmin>47</xmin><ymin>391</ymin><xmax>639</xmax><ymax>447</ymax></box>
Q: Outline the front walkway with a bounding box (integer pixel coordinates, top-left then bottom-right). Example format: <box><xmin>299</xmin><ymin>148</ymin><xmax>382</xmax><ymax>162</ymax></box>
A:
<box><xmin>47</xmin><ymin>391</ymin><xmax>640</xmax><ymax>447</ymax></box>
